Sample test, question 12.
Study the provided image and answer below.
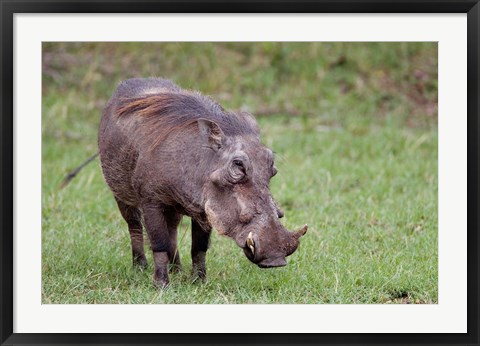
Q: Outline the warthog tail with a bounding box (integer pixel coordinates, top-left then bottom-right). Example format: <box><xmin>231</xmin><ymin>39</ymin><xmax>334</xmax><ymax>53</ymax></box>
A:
<box><xmin>60</xmin><ymin>152</ymin><xmax>99</xmax><ymax>188</ymax></box>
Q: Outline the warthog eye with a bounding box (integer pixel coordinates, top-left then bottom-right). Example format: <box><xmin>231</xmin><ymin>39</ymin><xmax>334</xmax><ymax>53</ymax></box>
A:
<box><xmin>232</xmin><ymin>159</ymin><xmax>246</xmax><ymax>176</ymax></box>
<box><xmin>233</xmin><ymin>159</ymin><xmax>243</xmax><ymax>167</ymax></box>
<box><xmin>229</xmin><ymin>156</ymin><xmax>249</xmax><ymax>183</ymax></box>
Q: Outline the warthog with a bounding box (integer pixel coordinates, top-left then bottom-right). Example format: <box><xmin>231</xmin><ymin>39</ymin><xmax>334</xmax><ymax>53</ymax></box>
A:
<box><xmin>98</xmin><ymin>78</ymin><xmax>307</xmax><ymax>288</ymax></box>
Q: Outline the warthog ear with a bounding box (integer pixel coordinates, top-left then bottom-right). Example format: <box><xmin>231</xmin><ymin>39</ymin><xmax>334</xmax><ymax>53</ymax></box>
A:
<box><xmin>197</xmin><ymin>119</ymin><xmax>225</xmax><ymax>151</ymax></box>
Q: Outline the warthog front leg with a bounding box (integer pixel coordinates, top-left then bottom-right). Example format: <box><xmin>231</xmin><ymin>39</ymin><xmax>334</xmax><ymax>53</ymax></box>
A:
<box><xmin>115</xmin><ymin>198</ymin><xmax>147</xmax><ymax>269</ymax></box>
<box><xmin>164</xmin><ymin>207</ymin><xmax>182</xmax><ymax>273</ymax></box>
<box><xmin>142</xmin><ymin>203</ymin><xmax>172</xmax><ymax>289</ymax></box>
<box><xmin>191</xmin><ymin>219</ymin><xmax>211</xmax><ymax>281</ymax></box>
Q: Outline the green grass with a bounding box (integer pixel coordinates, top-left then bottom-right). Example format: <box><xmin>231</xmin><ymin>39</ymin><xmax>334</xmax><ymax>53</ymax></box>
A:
<box><xmin>42</xmin><ymin>42</ymin><xmax>438</xmax><ymax>304</ymax></box>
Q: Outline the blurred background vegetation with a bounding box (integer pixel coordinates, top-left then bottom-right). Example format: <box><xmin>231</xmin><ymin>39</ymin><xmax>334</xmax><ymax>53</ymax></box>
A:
<box><xmin>42</xmin><ymin>42</ymin><xmax>437</xmax><ymax>304</ymax></box>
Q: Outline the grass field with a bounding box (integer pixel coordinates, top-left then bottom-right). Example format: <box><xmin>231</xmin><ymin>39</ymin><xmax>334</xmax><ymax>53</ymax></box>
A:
<box><xmin>42</xmin><ymin>42</ymin><xmax>438</xmax><ymax>304</ymax></box>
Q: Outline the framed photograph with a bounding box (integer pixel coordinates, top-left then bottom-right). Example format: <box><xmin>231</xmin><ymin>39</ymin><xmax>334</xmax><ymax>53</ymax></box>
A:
<box><xmin>1</xmin><ymin>1</ymin><xmax>479</xmax><ymax>345</ymax></box>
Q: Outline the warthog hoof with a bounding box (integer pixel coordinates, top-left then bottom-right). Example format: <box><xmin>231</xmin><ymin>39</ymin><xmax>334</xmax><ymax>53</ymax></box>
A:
<box><xmin>153</xmin><ymin>278</ymin><xmax>169</xmax><ymax>290</ymax></box>
<box><xmin>133</xmin><ymin>255</ymin><xmax>148</xmax><ymax>270</ymax></box>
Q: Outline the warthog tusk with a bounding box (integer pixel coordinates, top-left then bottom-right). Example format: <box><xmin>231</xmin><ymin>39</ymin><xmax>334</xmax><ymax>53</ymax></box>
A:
<box><xmin>293</xmin><ymin>224</ymin><xmax>308</xmax><ymax>239</ymax></box>
<box><xmin>246</xmin><ymin>231</ymin><xmax>255</xmax><ymax>255</ymax></box>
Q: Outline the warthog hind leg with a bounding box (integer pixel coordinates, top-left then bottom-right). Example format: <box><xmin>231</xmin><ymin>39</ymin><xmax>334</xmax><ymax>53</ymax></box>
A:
<box><xmin>115</xmin><ymin>198</ymin><xmax>147</xmax><ymax>269</ymax></box>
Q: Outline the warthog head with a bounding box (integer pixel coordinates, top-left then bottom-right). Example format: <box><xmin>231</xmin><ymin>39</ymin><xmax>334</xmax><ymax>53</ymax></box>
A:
<box><xmin>200</xmin><ymin>118</ymin><xmax>307</xmax><ymax>268</ymax></box>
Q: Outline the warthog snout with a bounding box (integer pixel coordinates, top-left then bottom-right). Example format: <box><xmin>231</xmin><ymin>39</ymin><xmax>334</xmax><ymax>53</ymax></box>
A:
<box><xmin>257</xmin><ymin>257</ymin><xmax>288</xmax><ymax>268</ymax></box>
<box><xmin>242</xmin><ymin>224</ymin><xmax>308</xmax><ymax>268</ymax></box>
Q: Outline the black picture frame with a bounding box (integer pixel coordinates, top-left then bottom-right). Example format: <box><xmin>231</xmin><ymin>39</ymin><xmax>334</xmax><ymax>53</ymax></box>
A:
<box><xmin>1</xmin><ymin>1</ymin><xmax>479</xmax><ymax>345</ymax></box>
